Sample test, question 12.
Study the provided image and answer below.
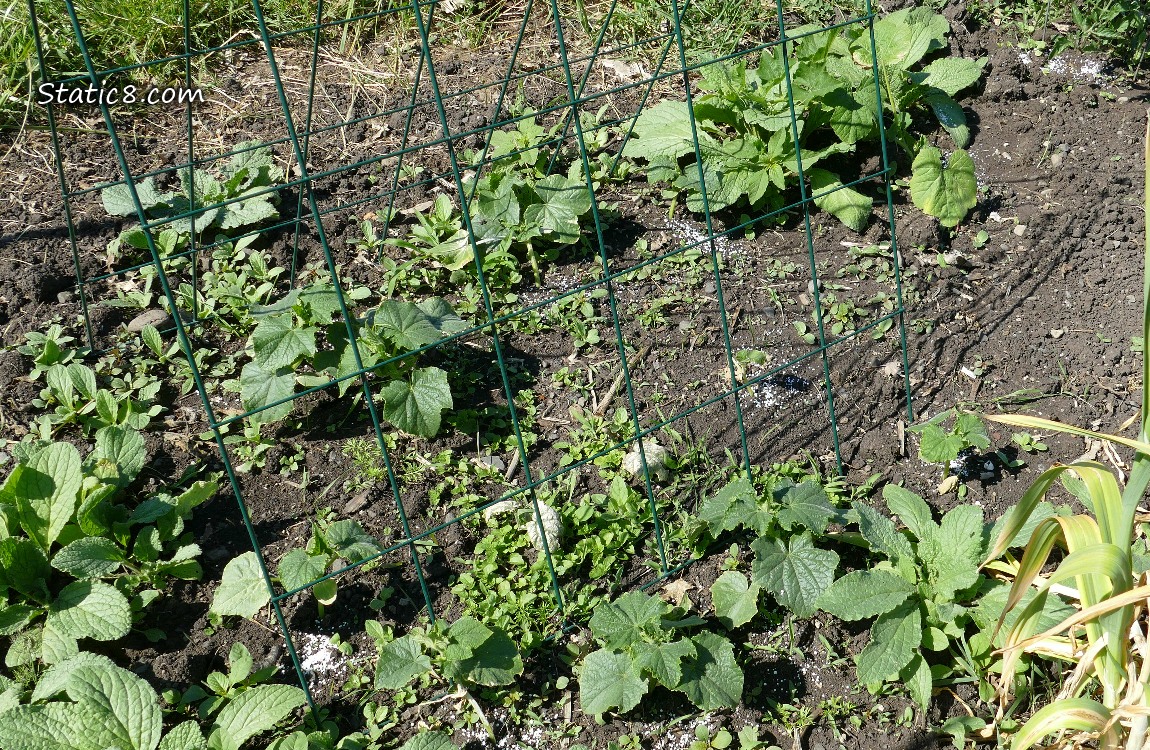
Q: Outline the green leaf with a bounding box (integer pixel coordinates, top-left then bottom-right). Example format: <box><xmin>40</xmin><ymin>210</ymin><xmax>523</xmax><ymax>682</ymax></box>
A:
<box><xmin>677</xmin><ymin>632</ymin><xmax>743</xmax><ymax>710</ymax></box>
<box><xmin>523</xmin><ymin>199</ymin><xmax>580</xmax><ymax>245</ymax></box>
<box><xmin>52</xmin><ymin>537</ymin><xmax>125</xmax><ymax>579</ymax></box>
<box><xmin>921</xmin><ymin>56</ymin><xmax>987</xmax><ymax>96</ymax></box>
<box><xmin>251</xmin><ymin>314</ymin><xmax>316</xmax><ymax>371</ymax></box>
<box><xmin>918</xmin><ymin>422</ymin><xmax>964</xmax><ymax>463</ymax></box>
<box><xmin>909</xmin><ymin>146</ymin><xmax>977</xmax><ymax>228</ymax></box>
<box><xmin>632</xmin><ymin>638</ymin><xmax>696</xmax><ymax>688</ymax></box>
<box><xmin>0</xmin><ymin>604</ymin><xmax>37</xmax><ymax>636</ymax></box>
<box><xmin>710</xmin><ymin>571</ymin><xmax>760</xmax><ymax>629</ymax></box>
<box><xmin>39</xmin><ymin>620</ymin><xmax>78</xmax><ymax>664</ymax></box>
<box><xmin>863</xmin><ymin>7</ymin><xmax>949</xmax><ymax>68</ymax></box>
<box><xmin>855</xmin><ymin>602</ymin><xmax>922</xmax><ymax>684</ymax></box>
<box><xmin>158</xmin><ymin>721</ymin><xmax>208</xmax><ymax>750</ymax></box>
<box><xmin>321</xmin><ymin>519</ymin><xmax>379</xmax><ymax>563</ymax></box>
<box><xmin>239</xmin><ymin>362</ymin><xmax>295</xmax><ymax>424</ymax></box>
<box><xmin>924</xmin><ymin>92</ymin><xmax>971</xmax><ymax>149</ymax></box>
<box><xmin>900</xmin><ymin>653</ymin><xmax>933</xmax><ymax>710</ymax></box>
<box><xmin>588</xmin><ymin>591</ymin><xmax>669</xmax><ymax>650</ymax></box>
<box><xmin>443</xmin><ymin>617</ymin><xmax>490</xmax><ymax>664</ymax></box>
<box><xmin>698</xmin><ymin>477</ymin><xmax>761</xmax><ymax>537</ymax></box>
<box><xmin>46</xmin><ymin>581</ymin><xmax>131</xmax><ymax>641</ymax></box>
<box><xmin>883</xmin><ymin>485</ymin><xmax>935</xmax><ymax>543</ymax></box>
<box><xmin>381</xmin><ymin>367</ymin><xmax>453</xmax><ymax>438</ymax></box>
<box><xmin>0</xmin><ymin>703</ymin><xmax>97</xmax><ymax>750</ymax></box>
<box><xmin>276</xmin><ymin>549</ymin><xmax>327</xmax><ymax>593</ymax></box>
<box><xmin>622</xmin><ymin>100</ymin><xmax>698</xmax><ymax>161</ymax></box>
<box><xmin>209</xmin><ymin>552</ymin><xmax>271</xmax><ymax>619</ymax></box>
<box><xmin>12</xmin><ymin>442</ymin><xmax>82</xmax><ymax>550</ymax></box>
<box><xmin>809</xmin><ymin>168</ymin><xmax>872</xmax><ymax>232</ymax></box>
<box><xmin>102</xmin><ymin>177</ymin><xmax>172</xmax><ymax>216</ymax></box>
<box><xmin>64</xmin><ymin>663</ymin><xmax>163</xmax><ymax>750</ymax></box>
<box><xmin>578</xmin><ymin>648</ymin><xmax>648</xmax><ymax>715</ymax></box>
<box><xmin>750</xmin><ymin>532</ymin><xmax>838</xmax><ymax>618</ymax></box>
<box><xmin>0</xmin><ymin>537</ymin><xmax>51</xmax><ymax>599</ymax></box>
<box><xmin>817</xmin><ymin>569</ymin><xmax>913</xmax><ymax>621</ymax></box>
<box><xmin>207</xmin><ymin>684</ymin><xmax>306</xmax><ymax>750</ymax></box>
<box><xmin>93</xmin><ymin>426</ymin><xmax>146</xmax><ymax>486</ymax></box>
<box><xmin>375</xmin><ymin>634</ymin><xmax>432</xmax><ymax>690</ymax></box>
<box><xmin>219</xmin><ymin>198</ymin><xmax>278</xmax><ymax>230</ymax></box>
<box><xmin>927</xmin><ymin>504</ymin><xmax>985</xmax><ymax>600</ymax></box>
<box><xmin>398</xmin><ymin>732</ymin><xmax>455</xmax><ymax>750</ymax></box>
<box><xmin>415</xmin><ymin>298</ymin><xmax>468</xmax><ymax>337</ymax></box>
<box><xmin>852</xmin><ymin>501</ymin><xmax>916</xmax><ymax>570</ymax></box>
<box><xmin>776</xmin><ymin>481</ymin><xmax>836</xmax><ymax>534</ymax></box>
<box><xmin>369</xmin><ymin>300</ymin><xmax>443</xmax><ymax>350</ymax></box>
<box><xmin>457</xmin><ymin>627</ymin><xmax>523</xmax><ymax>686</ymax></box>
<box><xmin>31</xmin><ymin>652</ymin><xmax>118</xmax><ymax>702</ymax></box>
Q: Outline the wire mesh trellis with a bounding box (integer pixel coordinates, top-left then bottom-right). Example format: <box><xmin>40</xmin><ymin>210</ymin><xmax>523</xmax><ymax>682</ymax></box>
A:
<box><xmin>35</xmin><ymin>0</ymin><xmax>914</xmax><ymax>710</ymax></box>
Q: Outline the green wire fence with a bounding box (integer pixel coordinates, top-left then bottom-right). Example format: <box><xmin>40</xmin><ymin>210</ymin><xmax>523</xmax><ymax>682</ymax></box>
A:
<box><xmin>34</xmin><ymin>0</ymin><xmax>913</xmax><ymax>710</ymax></box>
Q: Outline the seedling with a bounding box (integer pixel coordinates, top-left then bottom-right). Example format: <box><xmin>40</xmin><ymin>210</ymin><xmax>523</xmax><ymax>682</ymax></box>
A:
<box><xmin>1011</xmin><ymin>431</ymin><xmax>1048</xmax><ymax>453</ymax></box>
<box><xmin>910</xmin><ymin>409</ymin><xmax>991</xmax><ymax>477</ymax></box>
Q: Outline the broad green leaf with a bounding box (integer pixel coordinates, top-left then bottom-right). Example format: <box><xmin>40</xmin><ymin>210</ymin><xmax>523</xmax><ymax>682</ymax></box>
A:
<box><xmin>883</xmin><ymin>485</ymin><xmax>935</xmax><ymax>543</ymax></box>
<box><xmin>622</xmin><ymin>100</ymin><xmax>698</xmax><ymax>161</ymax></box>
<box><xmin>457</xmin><ymin>627</ymin><xmax>523</xmax><ymax>686</ymax></box>
<box><xmin>0</xmin><ymin>702</ymin><xmax>104</xmax><ymax>750</ymax></box>
<box><xmin>523</xmin><ymin>200</ymin><xmax>581</xmax><ymax>246</ymax></box>
<box><xmin>536</xmin><ymin>174</ymin><xmax>592</xmax><ymax>215</ymax></box>
<box><xmin>415</xmin><ymin>298</ymin><xmax>468</xmax><ymax>337</ymax></box>
<box><xmin>817</xmin><ymin>569</ymin><xmax>913</xmax><ymax>621</ymax></box>
<box><xmin>921</xmin><ymin>56</ymin><xmax>987</xmax><ymax>96</ymax></box>
<box><xmin>321</xmin><ymin>519</ymin><xmax>379</xmax><ymax>563</ymax></box>
<box><xmin>855</xmin><ymin>602</ymin><xmax>921</xmax><ymax>684</ymax></box>
<box><xmin>369</xmin><ymin>300</ymin><xmax>443</xmax><ymax>350</ymax></box>
<box><xmin>852</xmin><ymin>501</ymin><xmax>916</xmax><ymax>571</ymax></box>
<box><xmin>381</xmin><ymin>367</ymin><xmax>453</xmax><ymax>438</ymax></box>
<box><xmin>93</xmin><ymin>426</ymin><xmax>146</xmax><ymax>485</ymax></box>
<box><xmin>862</xmin><ymin>7</ymin><xmax>949</xmax><ymax>68</ymax></box>
<box><xmin>698</xmin><ymin>477</ymin><xmax>761</xmax><ymax>537</ymax></box>
<box><xmin>251</xmin><ymin>314</ymin><xmax>316</xmax><ymax>371</ymax></box>
<box><xmin>909</xmin><ymin>146</ymin><xmax>977</xmax><ymax>228</ymax></box>
<box><xmin>207</xmin><ymin>684</ymin><xmax>306</xmax><ymax>750</ymax></box>
<box><xmin>39</xmin><ymin>620</ymin><xmax>79</xmax><ymax>664</ymax></box>
<box><xmin>775</xmin><ymin>481</ymin><xmax>835</xmax><ymax>534</ymax></box>
<box><xmin>900</xmin><ymin>653</ymin><xmax>933</xmax><ymax>710</ymax></box>
<box><xmin>46</xmin><ymin>581</ymin><xmax>131</xmax><ymax>641</ymax></box>
<box><xmin>578</xmin><ymin>648</ymin><xmax>647</xmax><ymax>715</ymax></box>
<box><xmin>925</xmin><ymin>92</ymin><xmax>971</xmax><ymax>149</ymax></box>
<box><xmin>209</xmin><ymin>552</ymin><xmax>271</xmax><ymax>619</ymax></box>
<box><xmin>219</xmin><ymin>198</ymin><xmax>278</xmax><ymax>230</ymax></box>
<box><xmin>444</xmin><ymin>617</ymin><xmax>491</xmax><ymax>664</ymax></box>
<box><xmin>0</xmin><ymin>537</ymin><xmax>51</xmax><ymax>599</ymax></box>
<box><xmin>239</xmin><ymin>361</ymin><xmax>295</xmax><ymax>424</ymax></box>
<box><xmin>398</xmin><ymin>732</ymin><xmax>455</xmax><ymax>750</ymax></box>
<box><xmin>918</xmin><ymin>422</ymin><xmax>964</xmax><ymax>464</ymax></box>
<box><xmin>375</xmin><ymin>634</ymin><xmax>432</xmax><ymax>689</ymax></box>
<box><xmin>633</xmin><ymin>638</ymin><xmax>696</xmax><ymax>688</ymax></box>
<box><xmin>102</xmin><ymin>178</ymin><xmax>172</xmax><ymax>216</ymax></box>
<box><xmin>710</xmin><ymin>571</ymin><xmax>760</xmax><ymax>629</ymax></box>
<box><xmin>276</xmin><ymin>549</ymin><xmax>327</xmax><ymax>593</ymax></box>
<box><xmin>65</xmin><ymin>663</ymin><xmax>163</xmax><ymax>750</ymax></box>
<box><xmin>13</xmin><ymin>441</ymin><xmax>82</xmax><ymax>550</ymax></box>
<box><xmin>928</xmin><ymin>504</ymin><xmax>985</xmax><ymax>599</ymax></box>
<box><xmin>588</xmin><ymin>591</ymin><xmax>669</xmax><ymax>650</ymax></box>
<box><xmin>0</xmin><ymin>604</ymin><xmax>37</xmax><ymax>636</ymax></box>
<box><xmin>158</xmin><ymin>721</ymin><xmax>208</xmax><ymax>750</ymax></box>
<box><xmin>750</xmin><ymin>532</ymin><xmax>839</xmax><ymax>618</ymax></box>
<box><xmin>31</xmin><ymin>652</ymin><xmax>118</xmax><ymax>702</ymax></box>
<box><xmin>677</xmin><ymin>632</ymin><xmax>743</xmax><ymax>710</ymax></box>
<box><xmin>52</xmin><ymin>537</ymin><xmax>125</xmax><ymax>579</ymax></box>
<box><xmin>809</xmin><ymin>169</ymin><xmax>872</xmax><ymax>232</ymax></box>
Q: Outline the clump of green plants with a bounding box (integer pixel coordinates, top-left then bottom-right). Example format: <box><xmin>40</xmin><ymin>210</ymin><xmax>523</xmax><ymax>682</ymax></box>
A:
<box><xmin>0</xmin><ymin>430</ymin><xmax>215</xmax><ymax>665</ymax></box>
<box><xmin>234</xmin><ymin>280</ymin><xmax>467</xmax><ymax>438</ymax></box>
<box><xmin>623</xmin><ymin>8</ymin><xmax>983</xmax><ymax>229</ymax></box>
<box><xmin>276</xmin><ymin>514</ymin><xmax>382</xmax><ymax>612</ymax></box>
<box><xmin>0</xmin><ymin>649</ymin><xmax>306</xmax><ymax>750</ymax></box>
<box><xmin>101</xmin><ymin>141</ymin><xmax>284</xmax><ymax>265</ymax></box>
<box><xmin>577</xmin><ymin>590</ymin><xmax>743</xmax><ymax>715</ymax></box>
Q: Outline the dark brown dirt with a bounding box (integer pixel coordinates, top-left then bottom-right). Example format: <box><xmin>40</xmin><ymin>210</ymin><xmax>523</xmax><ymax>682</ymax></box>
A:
<box><xmin>1</xmin><ymin>3</ymin><xmax>1148</xmax><ymax>749</ymax></box>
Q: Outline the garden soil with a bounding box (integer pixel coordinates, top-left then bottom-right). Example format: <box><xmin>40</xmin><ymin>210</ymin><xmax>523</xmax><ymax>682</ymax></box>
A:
<box><xmin>0</xmin><ymin>3</ymin><xmax>1148</xmax><ymax>749</ymax></box>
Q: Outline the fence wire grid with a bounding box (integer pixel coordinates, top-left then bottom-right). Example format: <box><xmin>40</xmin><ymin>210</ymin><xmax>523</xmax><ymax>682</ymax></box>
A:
<box><xmin>35</xmin><ymin>0</ymin><xmax>914</xmax><ymax>710</ymax></box>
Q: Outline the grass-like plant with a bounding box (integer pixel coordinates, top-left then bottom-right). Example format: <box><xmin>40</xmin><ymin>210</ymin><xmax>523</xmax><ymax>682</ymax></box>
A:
<box><xmin>980</xmin><ymin>110</ymin><xmax>1150</xmax><ymax>749</ymax></box>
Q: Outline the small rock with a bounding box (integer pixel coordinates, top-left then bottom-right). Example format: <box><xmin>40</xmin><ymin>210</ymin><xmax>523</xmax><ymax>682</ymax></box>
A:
<box><xmin>127</xmin><ymin>308</ymin><xmax>171</xmax><ymax>332</ymax></box>
<box><xmin>57</xmin><ymin>290</ymin><xmax>75</xmax><ymax>304</ymax></box>
<box><xmin>1012</xmin><ymin>224</ymin><xmax>1027</xmax><ymax>236</ymax></box>
<box><xmin>1102</xmin><ymin>347</ymin><xmax>1120</xmax><ymax>363</ymax></box>
<box><xmin>476</xmin><ymin>454</ymin><xmax>505</xmax><ymax>472</ymax></box>
<box><xmin>1049</xmin><ymin>328</ymin><xmax>1065</xmax><ymax>339</ymax></box>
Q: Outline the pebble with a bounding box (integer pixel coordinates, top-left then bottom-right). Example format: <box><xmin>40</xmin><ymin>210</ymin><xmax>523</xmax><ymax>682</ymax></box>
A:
<box><xmin>1102</xmin><ymin>347</ymin><xmax>1120</xmax><ymax>363</ymax></box>
<box><xmin>127</xmin><ymin>308</ymin><xmax>171</xmax><ymax>332</ymax></box>
<box><xmin>57</xmin><ymin>290</ymin><xmax>74</xmax><ymax>304</ymax></box>
<box><xmin>1012</xmin><ymin>224</ymin><xmax>1027</xmax><ymax>236</ymax></box>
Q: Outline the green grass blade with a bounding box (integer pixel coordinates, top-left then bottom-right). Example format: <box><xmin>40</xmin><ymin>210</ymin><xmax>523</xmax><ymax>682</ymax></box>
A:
<box><xmin>1011</xmin><ymin>698</ymin><xmax>1114</xmax><ymax>750</ymax></box>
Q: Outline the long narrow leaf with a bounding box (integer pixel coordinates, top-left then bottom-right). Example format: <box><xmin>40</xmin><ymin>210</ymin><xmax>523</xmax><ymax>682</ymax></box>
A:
<box><xmin>1011</xmin><ymin>583</ymin><xmax>1150</xmax><ymax>651</ymax></box>
<box><xmin>986</xmin><ymin>414</ymin><xmax>1150</xmax><ymax>457</ymax></box>
<box><xmin>1011</xmin><ymin>698</ymin><xmax>1115</xmax><ymax>750</ymax></box>
<box><xmin>983</xmin><ymin>464</ymin><xmax>1075</xmax><ymax>565</ymax></box>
